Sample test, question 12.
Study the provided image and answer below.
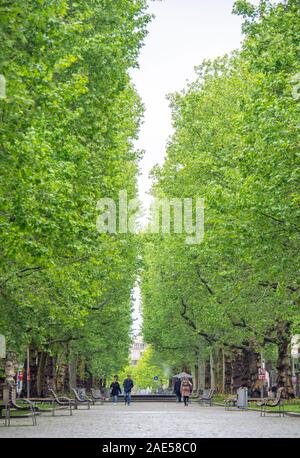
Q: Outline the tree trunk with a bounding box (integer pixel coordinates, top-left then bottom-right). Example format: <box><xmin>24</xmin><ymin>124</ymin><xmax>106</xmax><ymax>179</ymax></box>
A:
<box><xmin>182</xmin><ymin>363</ymin><xmax>190</xmax><ymax>373</ymax></box>
<box><xmin>198</xmin><ymin>358</ymin><xmax>206</xmax><ymax>394</ymax></box>
<box><xmin>224</xmin><ymin>353</ymin><xmax>232</xmax><ymax>394</ymax></box>
<box><xmin>210</xmin><ymin>349</ymin><xmax>215</xmax><ymax>389</ymax></box>
<box><xmin>213</xmin><ymin>347</ymin><xmax>225</xmax><ymax>393</ymax></box>
<box><xmin>85</xmin><ymin>366</ymin><xmax>93</xmax><ymax>391</ymax></box>
<box><xmin>222</xmin><ymin>348</ymin><xmax>225</xmax><ymax>393</ymax></box>
<box><xmin>36</xmin><ymin>351</ymin><xmax>47</xmax><ymax>397</ymax></box>
<box><xmin>76</xmin><ymin>356</ymin><xmax>86</xmax><ymax>387</ymax></box>
<box><xmin>249</xmin><ymin>348</ymin><xmax>260</xmax><ymax>395</ymax></box>
<box><xmin>205</xmin><ymin>358</ymin><xmax>210</xmax><ymax>389</ymax></box>
<box><xmin>24</xmin><ymin>345</ymin><xmax>38</xmax><ymax>397</ymax></box>
<box><xmin>230</xmin><ymin>346</ymin><xmax>260</xmax><ymax>393</ymax></box>
<box><xmin>68</xmin><ymin>354</ymin><xmax>77</xmax><ymax>390</ymax></box>
<box><xmin>56</xmin><ymin>350</ymin><xmax>68</xmax><ymax>393</ymax></box>
<box><xmin>231</xmin><ymin>349</ymin><xmax>246</xmax><ymax>391</ymax></box>
<box><xmin>276</xmin><ymin>320</ymin><xmax>293</xmax><ymax>395</ymax></box>
<box><xmin>194</xmin><ymin>364</ymin><xmax>199</xmax><ymax>393</ymax></box>
<box><xmin>44</xmin><ymin>354</ymin><xmax>55</xmax><ymax>392</ymax></box>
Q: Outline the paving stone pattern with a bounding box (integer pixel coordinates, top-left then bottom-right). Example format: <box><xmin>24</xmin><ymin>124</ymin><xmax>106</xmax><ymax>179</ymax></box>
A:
<box><xmin>0</xmin><ymin>402</ymin><xmax>299</xmax><ymax>438</ymax></box>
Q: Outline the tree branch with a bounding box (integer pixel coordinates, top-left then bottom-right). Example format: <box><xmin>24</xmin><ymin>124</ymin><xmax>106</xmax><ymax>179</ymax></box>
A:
<box><xmin>89</xmin><ymin>299</ymin><xmax>110</xmax><ymax>311</ymax></box>
<box><xmin>258</xmin><ymin>281</ymin><xmax>299</xmax><ymax>293</ymax></box>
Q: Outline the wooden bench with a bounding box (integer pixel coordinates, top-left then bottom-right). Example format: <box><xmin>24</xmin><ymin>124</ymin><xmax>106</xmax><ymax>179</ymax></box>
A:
<box><xmin>225</xmin><ymin>396</ymin><xmax>270</xmax><ymax>410</ymax></box>
<box><xmin>199</xmin><ymin>388</ymin><xmax>215</xmax><ymax>406</ymax></box>
<box><xmin>48</xmin><ymin>388</ymin><xmax>75</xmax><ymax>416</ymax></box>
<box><xmin>90</xmin><ymin>388</ymin><xmax>105</xmax><ymax>405</ymax></box>
<box><xmin>224</xmin><ymin>396</ymin><xmax>237</xmax><ymax>410</ymax></box>
<box><xmin>71</xmin><ymin>388</ymin><xmax>92</xmax><ymax>409</ymax></box>
<box><xmin>257</xmin><ymin>387</ymin><xmax>285</xmax><ymax>417</ymax></box>
<box><xmin>1</xmin><ymin>384</ymin><xmax>38</xmax><ymax>426</ymax></box>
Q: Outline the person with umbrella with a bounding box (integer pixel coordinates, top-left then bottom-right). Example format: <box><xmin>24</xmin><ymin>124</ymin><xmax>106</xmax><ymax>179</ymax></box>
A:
<box><xmin>180</xmin><ymin>377</ymin><xmax>193</xmax><ymax>406</ymax></box>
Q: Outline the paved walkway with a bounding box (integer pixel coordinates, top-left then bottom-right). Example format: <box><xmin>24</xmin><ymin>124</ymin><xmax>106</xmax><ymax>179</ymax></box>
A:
<box><xmin>0</xmin><ymin>402</ymin><xmax>299</xmax><ymax>438</ymax></box>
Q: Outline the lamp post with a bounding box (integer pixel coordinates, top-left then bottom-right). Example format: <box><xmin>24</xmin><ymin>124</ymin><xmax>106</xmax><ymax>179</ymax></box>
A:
<box><xmin>26</xmin><ymin>346</ymin><xmax>30</xmax><ymax>398</ymax></box>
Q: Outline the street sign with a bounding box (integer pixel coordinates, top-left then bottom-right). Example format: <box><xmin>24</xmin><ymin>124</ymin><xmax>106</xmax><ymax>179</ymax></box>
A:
<box><xmin>153</xmin><ymin>375</ymin><xmax>158</xmax><ymax>382</ymax></box>
<box><xmin>0</xmin><ymin>335</ymin><xmax>6</xmax><ymax>358</ymax></box>
<box><xmin>258</xmin><ymin>368</ymin><xmax>267</xmax><ymax>380</ymax></box>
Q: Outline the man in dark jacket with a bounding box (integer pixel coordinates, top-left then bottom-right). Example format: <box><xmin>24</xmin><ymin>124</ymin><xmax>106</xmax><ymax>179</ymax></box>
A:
<box><xmin>123</xmin><ymin>374</ymin><xmax>134</xmax><ymax>405</ymax></box>
<box><xmin>174</xmin><ymin>378</ymin><xmax>182</xmax><ymax>402</ymax></box>
<box><xmin>110</xmin><ymin>375</ymin><xmax>122</xmax><ymax>405</ymax></box>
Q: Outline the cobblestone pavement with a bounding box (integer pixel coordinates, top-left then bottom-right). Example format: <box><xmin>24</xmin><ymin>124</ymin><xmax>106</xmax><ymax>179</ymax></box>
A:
<box><xmin>0</xmin><ymin>402</ymin><xmax>299</xmax><ymax>438</ymax></box>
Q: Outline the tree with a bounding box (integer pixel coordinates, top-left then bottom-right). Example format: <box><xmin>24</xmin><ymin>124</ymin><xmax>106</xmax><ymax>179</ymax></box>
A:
<box><xmin>0</xmin><ymin>0</ymin><xmax>151</xmax><ymax>393</ymax></box>
<box><xmin>142</xmin><ymin>0</ymin><xmax>299</xmax><ymax>394</ymax></box>
<box><xmin>120</xmin><ymin>346</ymin><xmax>169</xmax><ymax>391</ymax></box>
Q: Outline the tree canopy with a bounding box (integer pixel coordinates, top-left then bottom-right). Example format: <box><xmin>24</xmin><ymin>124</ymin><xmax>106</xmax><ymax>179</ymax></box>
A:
<box><xmin>141</xmin><ymin>0</ymin><xmax>300</xmax><ymax>385</ymax></box>
<box><xmin>0</xmin><ymin>0</ymin><xmax>150</xmax><ymax>381</ymax></box>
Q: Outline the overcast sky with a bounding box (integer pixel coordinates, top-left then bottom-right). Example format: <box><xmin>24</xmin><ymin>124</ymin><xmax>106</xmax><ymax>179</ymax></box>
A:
<box><xmin>130</xmin><ymin>0</ymin><xmax>244</xmax><ymax>335</ymax></box>
<box><xmin>130</xmin><ymin>0</ymin><xmax>244</xmax><ymax>222</ymax></box>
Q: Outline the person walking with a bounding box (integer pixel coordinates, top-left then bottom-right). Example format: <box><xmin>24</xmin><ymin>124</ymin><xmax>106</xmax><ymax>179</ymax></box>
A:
<box><xmin>174</xmin><ymin>378</ymin><xmax>182</xmax><ymax>403</ymax></box>
<box><xmin>110</xmin><ymin>375</ymin><xmax>122</xmax><ymax>405</ymax></box>
<box><xmin>180</xmin><ymin>377</ymin><xmax>192</xmax><ymax>406</ymax></box>
<box><xmin>123</xmin><ymin>374</ymin><xmax>134</xmax><ymax>406</ymax></box>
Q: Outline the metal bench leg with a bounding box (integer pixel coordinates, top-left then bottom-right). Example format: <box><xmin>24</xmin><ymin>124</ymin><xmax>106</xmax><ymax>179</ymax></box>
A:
<box><xmin>31</xmin><ymin>407</ymin><xmax>36</xmax><ymax>426</ymax></box>
<box><xmin>30</xmin><ymin>405</ymin><xmax>34</xmax><ymax>425</ymax></box>
<box><xmin>279</xmin><ymin>404</ymin><xmax>284</xmax><ymax>417</ymax></box>
<box><xmin>5</xmin><ymin>407</ymin><xmax>10</xmax><ymax>427</ymax></box>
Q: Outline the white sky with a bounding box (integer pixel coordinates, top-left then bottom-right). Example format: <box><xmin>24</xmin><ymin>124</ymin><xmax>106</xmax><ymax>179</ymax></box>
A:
<box><xmin>131</xmin><ymin>0</ymin><xmax>243</xmax><ymax>220</ymax></box>
<box><xmin>130</xmin><ymin>0</ymin><xmax>244</xmax><ymax>336</ymax></box>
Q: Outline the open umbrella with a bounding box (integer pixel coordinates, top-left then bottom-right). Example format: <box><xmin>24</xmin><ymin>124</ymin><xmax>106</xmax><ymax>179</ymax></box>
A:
<box><xmin>173</xmin><ymin>372</ymin><xmax>192</xmax><ymax>379</ymax></box>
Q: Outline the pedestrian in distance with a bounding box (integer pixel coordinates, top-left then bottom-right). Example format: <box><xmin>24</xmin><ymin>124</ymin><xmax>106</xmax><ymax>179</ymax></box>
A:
<box><xmin>110</xmin><ymin>375</ymin><xmax>122</xmax><ymax>405</ymax></box>
<box><xmin>174</xmin><ymin>377</ymin><xmax>182</xmax><ymax>403</ymax></box>
<box><xmin>123</xmin><ymin>374</ymin><xmax>134</xmax><ymax>406</ymax></box>
<box><xmin>180</xmin><ymin>377</ymin><xmax>192</xmax><ymax>406</ymax></box>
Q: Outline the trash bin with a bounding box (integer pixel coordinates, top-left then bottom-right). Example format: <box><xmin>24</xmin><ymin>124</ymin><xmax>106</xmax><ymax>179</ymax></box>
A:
<box><xmin>236</xmin><ymin>387</ymin><xmax>248</xmax><ymax>409</ymax></box>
